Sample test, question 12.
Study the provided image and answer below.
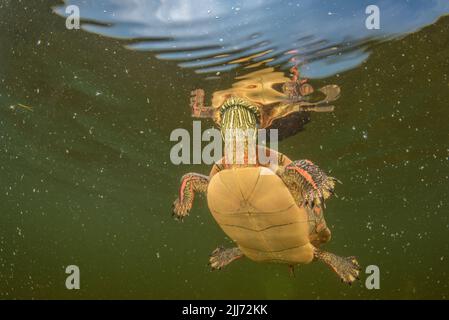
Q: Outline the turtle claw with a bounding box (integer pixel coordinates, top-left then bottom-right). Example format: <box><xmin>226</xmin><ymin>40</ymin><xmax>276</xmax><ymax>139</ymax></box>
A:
<box><xmin>336</xmin><ymin>256</ymin><xmax>361</xmax><ymax>285</ymax></box>
<box><xmin>209</xmin><ymin>246</ymin><xmax>225</xmax><ymax>270</ymax></box>
<box><xmin>315</xmin><ymin>250</ymin><xmax>361</xmax><ymax>285</ymax></box>
<box><xmin>172</xmin><ymin>172</ymin><xmax>209</xmax><ymax>220</ymax></box>
<box><xmin>209</xmin><ymin>246</ymin><xmax>243</xmax><ymax>271</ymax></box>
<box><xmin>172</xmin><ymin>198</ymin><xmax>192</xmax><ymax>221</ymax></box>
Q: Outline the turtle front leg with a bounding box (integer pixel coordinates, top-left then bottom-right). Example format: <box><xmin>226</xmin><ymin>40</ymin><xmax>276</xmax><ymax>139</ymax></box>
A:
<box><xmin>314</xmin><ymin>248</ymin><xmax>360</xmax><ymax>284</ymax></box>
<box><xmin>209</xmin><ymin>246</ymin><xmax>243</xmax><ymax>270</ymax></box>
<box><xmin>173</xmin><ymin>173</ymin><xmax>209</xmax><ymax>220</ymax></box>
<box><xmin>277</xmin><ymin>160</ymin><xmax>338</xmax><ymax>209</ymax></box>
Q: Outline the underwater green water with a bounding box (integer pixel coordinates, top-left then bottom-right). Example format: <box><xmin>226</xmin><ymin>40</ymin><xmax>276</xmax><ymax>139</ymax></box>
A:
<box><xmin>0</xmin><ymin>1</ymin><xmax>448</xmax><ymax>299</ymax></box>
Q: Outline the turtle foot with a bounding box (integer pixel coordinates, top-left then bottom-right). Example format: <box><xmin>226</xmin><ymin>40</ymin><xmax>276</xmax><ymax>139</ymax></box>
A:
<box><xmin>172</xmin><ymin>172</ymin><xmax>209</xmax><ymax>221</ymax></box>
<box><xmin>315</xmin><ymin>250</ymin><xmax>360</xmax><ymax>285</ymax></box>
<box><xmin>172</xmin><ymin>198</ymin><xmax>192</xmax><ymax>221</ymax></box>
<box><xmin>280</xmin><ymin>159</ymin><xmax>338</xmax><ymax>210</ymax></box>
<box><xmin>333</xmin><ymin>256</ymin><xmax>360</xmax><ymax>284</ymax></box>
<box><xmin>209</xmin><ymin>246</ymin><xmax>243</xmax><ymax>270</ymax></box>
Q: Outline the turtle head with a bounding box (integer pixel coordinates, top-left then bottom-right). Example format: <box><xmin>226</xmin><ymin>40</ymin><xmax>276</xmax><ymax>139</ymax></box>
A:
<box><xmin>218</xmin><ymin>97</ymin><xmax>260</xmax><ymax>141</ymax></box>
<box><xmin>218</xmin><ymin>97</ymin><xmax>261</xmax><ymax>165</ymax></box>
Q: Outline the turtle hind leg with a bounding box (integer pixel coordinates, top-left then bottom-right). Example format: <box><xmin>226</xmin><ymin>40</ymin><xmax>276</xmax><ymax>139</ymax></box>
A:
<box><xmin>310</xmin><ymin>225</ymin><xmax>332</xmax><ymax>247</ymax></box>
<box><xmin>209</xmin><ymin>246</ymin><xmax>243</xmax><ymax>270</ymax></box>
<box><xmin>314</xmin><ymin>248</ymin><xmax>360</xmax><ymax>284</ymax></box>
<box><xmin>173</xmin><ymin>173</ymin><xmax>209</xmax><ymax>221</ymax></box>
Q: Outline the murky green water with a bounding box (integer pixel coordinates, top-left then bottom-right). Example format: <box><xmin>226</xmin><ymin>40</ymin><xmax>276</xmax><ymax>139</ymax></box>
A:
<box><xmin>0</xmin><ymin>1</ymin><xmax>448</xmax><ymax>299</ymax></box>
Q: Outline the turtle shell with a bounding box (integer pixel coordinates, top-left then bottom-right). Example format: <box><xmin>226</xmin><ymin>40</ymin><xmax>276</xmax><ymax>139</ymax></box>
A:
<box><xmin>207</xmin><ymin>166</ymin><xmax>315</xmax><ymax>264</ymax></box>
<box><xmin>265</xmin><ymin>111</ymin><xmax>311</xmax><ymax>141</ymax></box>
<box><xmin>211</xmin><ymin>68</ymin><xmax>289</xmax><ymax>109</ymax></box>
<box><xmin>210</xmin><ymin>68</ymin><xmax>290</xmax><ymax>127</ymax></box>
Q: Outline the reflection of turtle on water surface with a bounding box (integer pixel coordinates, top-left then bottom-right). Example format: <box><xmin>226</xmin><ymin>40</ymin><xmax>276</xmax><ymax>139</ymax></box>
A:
<box><xmin>172</xmin><ymin>68</ymin><xmax>360</xmax><ymax>284</ymax></box>
<box><xmin>190</xmin><ymin>67</ymin><xmax>341</xmax><ymax>140</ymax></box>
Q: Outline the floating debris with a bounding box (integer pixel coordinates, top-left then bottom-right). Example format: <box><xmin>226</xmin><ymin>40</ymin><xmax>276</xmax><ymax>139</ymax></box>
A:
<box><xmin>12</xmin><ymin>103</ymin><xmax>34</xmax><ymax>112</ymax></box>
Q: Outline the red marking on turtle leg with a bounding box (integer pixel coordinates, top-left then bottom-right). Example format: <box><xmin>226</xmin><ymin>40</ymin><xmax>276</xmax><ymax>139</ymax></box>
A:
<box><xmin>283</xmin><ymin>160</ymin><xmax>337</xmax><ymax>209</ymax></box>
<box><xmin>179</xmin><ymin>176</ymin><xmax>190</xmax><ymax>202</ymax></box>
<box><xmin>288</xmin><ymin>166</ymin><xmax>318</xmax><ymax>190</ymax></box>
<box><xmin>181</xmin><ymin>175</ymin><xmax>210</xmax><ymax>200</ymax></box>
<box><xmin>174</xmin><ymin>173</ymin><xmax>209</xmax><ymax>220</ymax></box>
<box><xmin>303</xmin><ymin>159</ymin><xmax>314</xmax><ymax>165</ymax></box>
